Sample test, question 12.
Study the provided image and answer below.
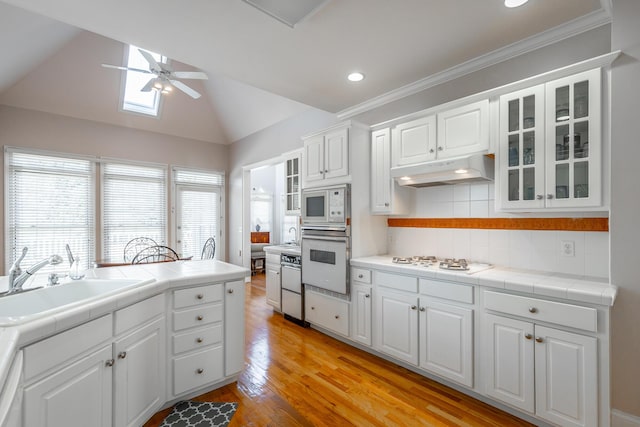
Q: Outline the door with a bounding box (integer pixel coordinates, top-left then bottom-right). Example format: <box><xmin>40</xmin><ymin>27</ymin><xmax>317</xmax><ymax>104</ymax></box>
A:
<box><xmin>499</xmin><ymin>85</ymin><xmax>546</xmax><ymax>209</ymax></box>
<box><xmin>304</xmin><ymin>135</ymin><xmax>325</xmax><ymax>182</ymax></box>
<box><xmin>351</xmin><ymin>284</ymin><xmax>372</xmax><ymax>346</ymax></box>
<box><xmin>175</xmin><ymin>184</ymin><xmax>221</xmax><ymax>260</ymax></box>
<box><xmin>392</xmin><ymin>116</ymin><xmax>436</xmax><ymax>166</ymax></box>
<box><xmin>371</xmin><ymin>128</ymin><xmax>392</xmax><ymax>214</ymax></box>
<box><xmin>437</xmin><ymin>99</ymin><xmax>489</xmax><ymax>159</ymax></box>
<box><xmin>324</xmin><ymin>128</ymin><xmax>349</xmax><ymax>179</ymax></box>
<box><xmin>24</xmin><ymin>346</ymin><xmax>113</xmax><ymax>427</ymax></box>
<box><xmin>301</xmin><ymin>235</ymin><xmax>348</xmax><ymax>294</ymax></box>
<box><xmin>114</xmin><ymin>317</ymin><xmax>165</xmax><ymax>427</ymax></box>
<box><xmin>419</xmin><ymin>300</ymin><xmax>473</xmax><ymax>387</ymax></box>
<box><xmin>374</xmin><ymin>288</ymin><xmax>419</xmax><ymax>365</ymax></box>
<box><xmin>534</xmin><ymin>325</ymin><xmax>598</xmax><ymax>427</ymax></box>
<box><xmin>484</xmin><ymin>313</ymin><xmax>535</xmax><ymax>413</ymax></box>
<box><xmin>225</xmin><ymin>280</ymin><xmax>245</xmax><ymax>376</ymax></box>
<box><xmin>265</xmin><ymin>264</ymin><xmax>281</xmax><ymax>310</ymax></box>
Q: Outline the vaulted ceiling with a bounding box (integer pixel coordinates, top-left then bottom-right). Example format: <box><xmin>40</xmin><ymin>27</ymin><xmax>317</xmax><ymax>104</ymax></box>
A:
<box><xmin>0</xmin><ymin>0</ymin><xmax>609</xmax><ymax>145</ymax></box>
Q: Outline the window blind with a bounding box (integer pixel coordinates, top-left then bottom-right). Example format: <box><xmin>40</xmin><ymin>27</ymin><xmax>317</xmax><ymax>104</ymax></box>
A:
<box><xmin>6</xmin><ymin>149</ymin><xmax>95</xmax><ymax>274</ymax></box>
<box><xmin>102</xmin><ymin>162</ymin><xmax>167</xmax><ymax>262</ymax></box>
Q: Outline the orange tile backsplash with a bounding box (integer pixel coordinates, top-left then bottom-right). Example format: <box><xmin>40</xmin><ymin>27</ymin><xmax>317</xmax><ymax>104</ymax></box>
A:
<box><xmin>387</xmin><ymin>217</ymin><xmax>608</xmax><ymax>232</ymax></box>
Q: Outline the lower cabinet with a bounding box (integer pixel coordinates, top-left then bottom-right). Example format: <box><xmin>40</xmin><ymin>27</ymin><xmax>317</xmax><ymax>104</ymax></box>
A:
<box><xmin>351</xmin><ymin>283</ymin><xmax>372</xmax><ymax>346</ymax></box>
<box><xmin>374</xmin><ymin>288</ymin><xmax>419</xmax><ymax>365</ymax></box>
<box><xmin>265</xmin><ymin>258</ymin><xmax>281</xmax><ymax>311</ymax></box>
<box><xmin>224</xmin><ymin>280</ymin><xmax>245</xmax><ymax>376</ymax></box>
<box><xmin>484</xmin><ymin>313</ymin><xmax>598</xmax><ymax>427</ymax></box>
<box><xmin>305</xmin><ymin>289</ymin><xmax>350</xmax><ymax>337</ymax></box>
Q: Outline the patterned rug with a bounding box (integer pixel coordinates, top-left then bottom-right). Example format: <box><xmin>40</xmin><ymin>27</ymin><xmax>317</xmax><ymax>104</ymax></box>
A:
<box><xmin>159</xmin><ymin>401</ymin><xmax>238</xmax><ymax>427</ymax></box>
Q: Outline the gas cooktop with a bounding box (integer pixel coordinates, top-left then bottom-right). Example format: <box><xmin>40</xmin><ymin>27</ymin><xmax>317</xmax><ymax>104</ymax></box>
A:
<box><xmin>390</xmin><ymin>256</ymin><xmax>492</xmax><ymax>274</ymax></box>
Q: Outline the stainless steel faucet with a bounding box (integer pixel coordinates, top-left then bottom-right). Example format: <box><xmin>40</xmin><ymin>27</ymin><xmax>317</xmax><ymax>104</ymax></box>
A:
<box><xmin>7</xmin><ymin>247</ymin><xmax>64</xmax><ymax>293</ymax></box>
<box><xmin>288</xmin><ymin>226</ymin><xmax>298</xmax><ymax>244</ymax></box>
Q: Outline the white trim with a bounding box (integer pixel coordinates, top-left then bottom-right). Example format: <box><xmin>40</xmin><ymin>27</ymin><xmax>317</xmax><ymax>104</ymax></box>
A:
<box><xmin>612</xmin><ymin>410</ymin><xmax>640</xmax><ymax>427</ymax></box>
<box><xmin>337</xmin><ymin>8</ymin><xmax>612</xmax><ymax>120</ymax></box>
<box><xmin>4</xmin><ymin>145</ymin><xmax>96</xmax><ymax>162</ymax></box>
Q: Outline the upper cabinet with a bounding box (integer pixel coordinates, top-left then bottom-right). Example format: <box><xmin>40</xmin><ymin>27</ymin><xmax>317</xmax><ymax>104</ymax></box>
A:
<box><xmin>371</xmin><ymin>128</ymin><xmax>411</xmax><ymax>215</ymax></box>
<box><xmin>284</xmin><ymin>151</ymin><xmax>301</xmax><ymax>215</ymax></box>
<box><xmin>498</xmin><ymin>68</ymin><xmax>601</xmax><ymax>210</ymax></box>
<box><xmin>303</xmin><ymin>126</ymin><xmax>349</xmax><ymax>185</ymax></box>
<box><xmin>392</xmin><ymin>116</ymin><xmax>437</xmax><ymax>166</ymax></box>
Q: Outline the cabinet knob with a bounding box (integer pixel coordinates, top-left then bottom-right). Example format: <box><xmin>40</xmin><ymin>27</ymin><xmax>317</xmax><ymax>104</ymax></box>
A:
<box><xmin>365</xmin><ymin>294</ymin><xmax>370</xmax><ymax>298</ymax></box>
<box><xmin>536</xmin><ymin>195</ymin><xmax>544</xmax><ymax>200</ymax></box>
<box><xmin>228</xmin><ymin>289</ymin><xmax>234</xmax><ymax>294</ymax></box>
<box><xmin>384</xmin><ymin>202</ymin><xmax>389</xmax><ymax>207</ymax></box>
<box><xmin>429</xmin><ymin>149</ymin><xmax>435</xmax><ymax>153</ymax></box>
<box><xmin>411</xmin><ymin>305</ymin><xmax>417</xmax><ymax>310</ymax></box>
<box><xmin>324</xmin><ymin>170</ymin><xmax>328</xmax><ymax>173</ymax></box>
<box><xmin>311</xmin><ymin>306</ymin><xmax>315</xmax><ymax>310</ymax></box>
<box><xmin>358</xmin><ymin>274</ymin><xmax>364</xmax><ymax>278</ymax></box>
<box><xmin>196</xmin><ymin>294</ymin><xmax>204</xmax><ymax>300</ymax></box>
<box><xmin>535</xmin><ymin>337</ymin><xmax>544</xmax><ymax>343</ymax></box>
<box><xmin>118</xmin><ymin>351</ymin><xmax>127</xmax><ymax>359</ymax></box>
<box><xmin>196</xmin><ymin>368</ymin><xmax>204</xmax><ymax>374</ymax></box>
<box><xmin>335</xmin><ymin>315</ymin><xmax>340</xmax><ymax>319</ymax></box>
<box><xmin>419</xmin><ymin>307</ymin><xmax>425</xmax><ymax>312</ymax></box>
<box><xmin>196</xmin><ymin>338</ymin><xmax>203</xmax><ymax>343</ymax></box>
<box><xmin>438</xmin><ymin>146</ymin><xmax>443</xmax><ymax>151</ymax></box>
<box><xmin>546</xmin><ymin>194</ymin><xmax>554</xmax><ymax>199</ymax></box>
<box><xmin>528</xmin><ymin>307</ymin><xmax>538</xmax><ymax>313</ymax></box>
<box><xmin>105</xmin><ymin>359</ymin><xmax>115</xmax><ymax>367</ymax></box>
<box><xmin>197</xmin><ymin>315</ymin><xmax>204</xmax><ymax>321</ymax></box>
<box><xmin>524</xmin><ymin>333</ymin><xmax>533</xmax><ymax>340</ymax></box>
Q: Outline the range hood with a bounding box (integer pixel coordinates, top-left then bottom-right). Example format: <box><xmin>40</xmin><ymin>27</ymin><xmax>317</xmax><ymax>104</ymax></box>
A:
<box><xmin>390</xmin><ymin>154</ymin><xmax>494</xmax><ymax>188</ymax></box>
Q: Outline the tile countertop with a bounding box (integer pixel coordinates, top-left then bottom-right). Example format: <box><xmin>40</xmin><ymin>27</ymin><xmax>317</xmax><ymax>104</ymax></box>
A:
<box><xmin>0</xmin><ymin>259</ymin><xmax>249</xmax><ymax>403</ymax></box>
<box><xmin>350</xmin><ymin>256</ymin><xmax>617</xmax><ymax>307</ymax></box>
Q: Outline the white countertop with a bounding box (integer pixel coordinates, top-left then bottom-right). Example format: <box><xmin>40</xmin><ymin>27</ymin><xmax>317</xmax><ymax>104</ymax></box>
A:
<box><xmin>263</xmin><ymin>244</ymin><xmax>301</xmax><ymax>255</ymax></box>
<box><xmin>351</xmin><ymin>255</ymin><xmax>617</xmax><ymax>306</ymax></box>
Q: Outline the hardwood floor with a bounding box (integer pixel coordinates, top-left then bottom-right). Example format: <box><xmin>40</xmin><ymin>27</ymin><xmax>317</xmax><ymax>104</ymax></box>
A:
<box><xmin>144</xmin><ymin>273</ymin><xmax>533</xmax><ymax>426</ymax></box>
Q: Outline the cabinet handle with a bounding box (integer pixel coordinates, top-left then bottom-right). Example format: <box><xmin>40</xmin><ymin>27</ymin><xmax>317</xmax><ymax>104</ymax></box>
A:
<box><xmin>118</xmin><ymin>351</ymin><xmax>127</xmax><ymax>359</ymax></box>
<box><xmin>536</xmin><ymin>195</ymin><xmax>544</xmax><ymax>200</ymax></box>
<box><xmin>105</xmin><ymin>359</ymin><xmax>114</xmax><ymax>367</ymax></box>
<box><xmin>196</xmin><ymin>368</ymin><xmax>204</xmax><ymax>374</ymax></box>
<box><xmin>196</xmin><ymin>294</ymin><xmax>204</xmax><ymax>300</ymax></box>
<box><xmin>335</xmin><ymin>315</ymin><xmax>340</xmax><ymax>319</ymax></box>
<box><xmin>438</xmin><ymin>146</ymin><xmax>443</xmax><ymax>151</ymax></box>
<box><xmin>365</xmin><ymin>294</ymin><xmax>370</xmax><ymax>298</ymax></box>
<box><xmin>524</xmin><ymin>333</ymin><xmax>533</xmax><ymax>340</ymax></box>
<box><xmin>411</xmin><ymin>305</ymin><xmax>417</xmax><ymax>310</ymax></box>
<box><xmin>546</xmin><ymin>194</ymin><xmax>553</xmax><ymax>199</ymax></box>
<box><xmin>528</xmin><ymin>307</ymin><xmax>538</xmax><ymax>313</ymax></box>
<box><xmin>196</xmin><ymin>338</ymin><xmax>203</xmax><ymax>343</ymax></box>
<box><xmin>535</xmin><ymin>337</ymin><xmax>544</xmax><ymax>343</ymax></box>
<box><xmin>228</xmin><ymin>289</ymin><xmax>234</xmax><ymax>294</ymax></box>
<box><xmin>358</xmin><ymin>274</ymin><xmax>364</xmax><ymax>278</ymax></box>
<box><xmin>419</xmin><ymin>307</ymin><xmax>425</xmax><ymax>312</ymax></box>
<box><xmin>197</xmin><ymin>315</ymin><xmax>204</xmax><ymax>321</ymax></box>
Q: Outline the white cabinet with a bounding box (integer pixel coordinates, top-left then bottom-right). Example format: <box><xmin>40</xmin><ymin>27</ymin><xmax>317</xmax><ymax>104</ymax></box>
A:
<box><xmin>284</xmin><ymin>151</ymin><xmax>301</xmax><ymax>215</ymax></box>
<box><xmin>265</xmin><ymin>253</ymin><xmax>281</xmax><ymax>311</ymax></box>
<box><xmin>224</xmin><ymin>280</ymin><xmax>244</xmax><ymax>376</ymax></box>
<box><xmin>498</xmin><ymin>68</ymin><xmax>602</xmax><ymax>210</ymax></box>
<box><xmin>436</xmin><ymin>100</ymin><xmax>490</xmax><ymax>159</ymax></box>
<box><xmin>484</xmin><ymin>293</ymin><xmax>599</xmax><ymax>427</ymax></box>
<box><xmin>371</xmin><ymin>128</ymin><xmax>410</xmax><ymax>215</ymax></box>
<box><xmin>392</xmin><ymin>116</ymin><xmax>437</xmax><ymax>166</ymax></box>
<box><xmin>305</xmin><ymin>289</ymin><xmax>350</xmax><ymax>337</ymax></box>
<box><xmin>351</xmin><ymin>268</ymin><xmax>372</xmax><ymax>347</ymax></box>
<box><xmin>303</xmin><ymin>126</ymin><xmax>349</xmax><ymax>185</ymax></box>
<box><xmin>374</xmin><ymin>287</ymin><xmax>419</xmax><ymax>365</ymax></box>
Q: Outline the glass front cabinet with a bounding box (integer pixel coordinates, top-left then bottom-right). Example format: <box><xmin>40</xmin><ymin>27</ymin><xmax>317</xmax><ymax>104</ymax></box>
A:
<box><xmin>498</xmin><ymin>68</ymin><xmax>601</xmax><ymax>210</ymax></box>
<box><xmin>285</xmin><ymin>153</ymin><xmax>301</xmax><ymax>215</ymax></box>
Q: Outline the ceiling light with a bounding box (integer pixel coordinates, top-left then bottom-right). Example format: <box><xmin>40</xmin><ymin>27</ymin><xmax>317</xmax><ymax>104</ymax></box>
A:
<box><xmin>348</xmin><ymin>72</ymin><xmax>365</xmax><ymax>82</ymax></box>
<box><xmin>504</xmin><ymin>0</ymin><xmax>528</xmax><ymax>7</ymax></box>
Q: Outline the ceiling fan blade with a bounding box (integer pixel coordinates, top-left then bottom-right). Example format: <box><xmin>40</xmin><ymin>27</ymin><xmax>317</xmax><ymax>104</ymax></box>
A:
<box><xmin>171</xmin><ymin>71</ymin><xmax>208</xmax><ymax>80</ymax></box>
<box><xmin>141</xmin><ymin>77</ymin><xmax>156</xmax><ymax>92</ymax></box>
<box><xmin>169</xmin><ymin>80</ymin><xmax>202</xmax><ymax>99</ymax></box>
<box><xmin>101</xmin><ymin>63</ymin><xmax>152</xmax><ymax>74</ymax></box>
<box><xmin>138</xmin><ymin>49</ymin><xmax>162</xmax><ymax>72</ymax></box>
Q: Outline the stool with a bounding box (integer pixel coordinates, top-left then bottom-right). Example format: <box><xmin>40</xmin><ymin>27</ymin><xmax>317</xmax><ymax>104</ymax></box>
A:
<box><xmin>251</xmin><ymin>256</ymin><xmax>265</xmax><ymax>275</ymax></box>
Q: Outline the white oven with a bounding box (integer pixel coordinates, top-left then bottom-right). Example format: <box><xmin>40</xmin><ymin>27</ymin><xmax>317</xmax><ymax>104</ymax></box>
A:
<box><xmin>301</xmin><ymin>184</ymin><xmax>349</xmax><ymax>229</ymax></box>
<box><xmin>301</xmin><ymin>230</ymin><xmax>349</xmax><ymax>295</ymax></box>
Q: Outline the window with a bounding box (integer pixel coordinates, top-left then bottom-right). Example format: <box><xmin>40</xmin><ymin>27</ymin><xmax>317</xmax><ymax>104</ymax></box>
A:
<box><xmin>173</xmin><ymin>168</ymin><xmax>224</xmax><ymax>260</ymax></box>
<box><xmin>121</xmin><ymin>45</ymin><xmax>166</xmax><ymax>117</ymax></box>
<box><xmin>251</xmin><ymin>193</ymin><xmax>272</xmax><ymax>234</ymax></box>
<box><xmin>5</xmin><ymin>148</ymin><xmax>95</xmax><ymax>274</ymax></box>
<box><xmin>102</xmin><ymin>162</ymin><xmax>167</xmax><ymax>262</ymax></box>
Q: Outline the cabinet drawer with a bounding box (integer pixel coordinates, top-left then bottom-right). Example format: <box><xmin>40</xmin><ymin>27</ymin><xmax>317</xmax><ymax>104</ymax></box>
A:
<box><xmin>173</xmin><ymin>346</ymin><xmax>224</xmax><ymax>396</ymax></box>
<box><xmin>484</xmin><ymin>291</ymin><xmax>597</xmax><ymax>332</ymax></box>
<box><xmin>23</xmin><ymin>314</ymin><xmax>112</xmax><ymax>381</ymax></box>
<box><xmin>173</xmin><ymin>284</ymin><xmax>222</xmax><ymax>309</ymax></box>
<box><xmin>374</xmin><ymin>271</ymin><xmax>418</xmax><ymax>293</ymax></box>
<box><xmin>419</xmin><ymin>279</ymin><xmax>473</xmax><ymax>304</ymax></box>
<box><xmin>173</xmin><ymin>304</ymin><xmax>223</xmax><ymax>332</ymax></box>
<box><xmin>305</xmin><ymin>291</ymin><xmax>350</xmax><ymax>337</ymax></box>
<box><xmin>352</xmin><ymin>267</ymin><xmax>371</xmax><ymax>284</ymax></box>
<box><xmin>266</xmin><ymin>253</ymin><xmax>280</xmax><ymax>265</ymax></box>
<box><xmin>115</xmin><ymin>293</ymin><xmax>164</xmax><ymax>336</ymax></box>
<box><xmin>173</xmin><ymin>324</ymin><xmax>223</xmax><ymax>355</ymax></box>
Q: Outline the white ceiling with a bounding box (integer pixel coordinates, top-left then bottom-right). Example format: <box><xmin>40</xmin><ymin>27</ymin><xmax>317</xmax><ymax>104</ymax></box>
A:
<box><xmin>0</xmin><ymin>0</ymin><xmax>609</xmax><ymax>144</ymax></box>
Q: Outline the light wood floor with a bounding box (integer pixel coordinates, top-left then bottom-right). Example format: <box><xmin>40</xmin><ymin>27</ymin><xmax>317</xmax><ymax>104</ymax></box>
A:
<box><xmin>144</xmin><ymin>273</ymin><xmax>533</xmax><ymax>426</ymax></box>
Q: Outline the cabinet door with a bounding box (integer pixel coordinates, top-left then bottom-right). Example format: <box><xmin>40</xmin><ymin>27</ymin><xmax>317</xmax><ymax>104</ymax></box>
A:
<box><xmin>24</xmin><ymin>346</ymin><xmax>112</xmax><ymax>427</ymax></box>
<box><xmin>484</xmin><ymin>313</ymin><xmax>535</xmax><ymax>413</ymax></box>
<box><xmin>437</xmin><ymin>99</ymin><xmax>489</xmax><ymax>159</ymax></box>
<box><xmin>285</xmin><ymin>154</ymin><xmax>301</xmax><ymax>214</ymax></box>
<box><xmin>265</xmin><ymin>264</ymin><xmax>281</xmax><ymax>310</ymax></box>
<box><xmin>534</xmin><ymin>325</ymin><xmax>597</xmax><ymax>427</ymax></box>
<box><xmin>304</xmin><ymin>135</ymin><xmax>325</xmax><ymax>182</ymax></box>
<box><xmin>392</xmin><ymin>116</ymin><xmax>437</xmax><ymax>166</ymax></box>
<box><xmin>114</xmin><ymin>317</ymin><xmax>165</xmax><ymax>427</ymax></box>
<box><xmin>498</xmin><ymin>85</ymin><xmax>546</xmax><ymax>210</ymax></box>
<box><xmin>419</xmin><ymin>300</ymin><xmax>473</xmax><ymax>387</ymax></box>
<box><xmin>371</xmin><ymin>128</ymin><xmax>392</xmax><ymax>214</ymax></box>
<box><xmin>545</xmin><ymin>68</ymin><xmax>601</xmax><ymax>208</ymax></box>
<box><xmin>351</xmin><ymin>284</ymin><xmax>372</xmax><ymax>346</ymax></box>
<box><xmin>324</xmin><ymin>128</ymin><xmax>349</xmax><ymax>179</ymax></box>
<box><xmin>374</xmin><ymin>288</ymin><xmax>419</xmax><ymax>365</ymax></box>
<box><xmin>306</xmin><ymin>290</ymin><xmax>350</xmax><ymax>337</ymax></box>
<box><xmin>225</xmin><ymin>280</ymin><xmax>245</xmax><ymax>376</ymax></box>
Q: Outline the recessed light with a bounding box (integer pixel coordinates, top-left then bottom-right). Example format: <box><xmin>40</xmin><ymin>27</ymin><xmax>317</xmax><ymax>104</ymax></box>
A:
<box><xmin>347</xmin><ymin>72</ymin><xmax>365</xmax><ymax>82</ymax></box>
<box><xmin>454</xmin><ymin>169</ymin><xmax>468</xmax><ymax>174</ymax></box>
<box><xmin>400</xmin><ymin>176</ymin><xmax>411</xmax><ymax>181</ymax></box>
<box><xmin>504</xmin><ymin>0</ymin><xmax>528</xmax><ymax>7</ymax></box>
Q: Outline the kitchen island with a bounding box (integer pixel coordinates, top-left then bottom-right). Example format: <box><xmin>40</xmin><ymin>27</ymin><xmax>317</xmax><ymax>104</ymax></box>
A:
<box><xmin>0</xmin><ymin>259</ymin><xmax>248</xmax><ymax>427</ymax></box>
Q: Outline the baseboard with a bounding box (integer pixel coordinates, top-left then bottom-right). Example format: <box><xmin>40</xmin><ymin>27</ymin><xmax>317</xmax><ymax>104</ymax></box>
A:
<box><xmin>613</xmin><ymin>410</ymin><xmax>640</xmax><ymax>427</ymax></box>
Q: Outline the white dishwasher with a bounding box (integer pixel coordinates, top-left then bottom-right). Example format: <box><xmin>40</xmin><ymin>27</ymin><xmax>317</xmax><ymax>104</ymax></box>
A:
<box><xmin>281</xmin><ymin>253</ymin><xmax>305</xmax><ymax>325</ymax></box>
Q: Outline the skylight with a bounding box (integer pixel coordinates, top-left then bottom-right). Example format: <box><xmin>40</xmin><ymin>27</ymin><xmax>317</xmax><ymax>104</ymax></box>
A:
<box><xmin>121</xmin><ymin>45</ymin><xmax>166</xmax><ymax>117</ymax></box>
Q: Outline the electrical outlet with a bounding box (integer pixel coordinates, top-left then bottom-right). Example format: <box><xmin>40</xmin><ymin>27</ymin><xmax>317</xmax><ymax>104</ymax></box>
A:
<box><xmin>561</xmin><ymin>240</ymin><xmax>575</xmax><ymax>257</ymax></box>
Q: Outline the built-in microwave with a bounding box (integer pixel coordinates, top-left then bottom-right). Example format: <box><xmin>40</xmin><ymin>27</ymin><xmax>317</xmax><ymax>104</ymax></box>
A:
<box><xmin>301</xmin><ymin>184</ymin><xmax>350</xmax><ymax>228</ymax></box>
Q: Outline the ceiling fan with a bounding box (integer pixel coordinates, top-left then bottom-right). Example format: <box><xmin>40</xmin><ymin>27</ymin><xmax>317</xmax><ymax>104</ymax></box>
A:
<box><xmin>102</xmin><ymin>48</ymin><xmax>208</xmax><ymax>99</ymax></box>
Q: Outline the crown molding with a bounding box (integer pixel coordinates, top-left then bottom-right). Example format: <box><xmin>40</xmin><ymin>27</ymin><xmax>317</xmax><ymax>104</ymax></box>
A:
<box><xmin>337</xmin><ymin>7</ymin><xmax>612</xmax><ymax>120</ymax></box>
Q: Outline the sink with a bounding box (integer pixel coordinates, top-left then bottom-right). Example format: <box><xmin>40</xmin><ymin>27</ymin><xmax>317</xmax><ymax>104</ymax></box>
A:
<box><xmin>0</xmin><ymin>278</ymin><xmax>147</xmax><ymax>325</ymax></box>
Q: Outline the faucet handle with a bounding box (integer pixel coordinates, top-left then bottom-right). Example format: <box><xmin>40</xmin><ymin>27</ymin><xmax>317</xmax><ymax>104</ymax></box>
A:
<box><xmin>9</xmin><ymin>247</ymin><xmax>28</xmax><ymax>274</ymax></box>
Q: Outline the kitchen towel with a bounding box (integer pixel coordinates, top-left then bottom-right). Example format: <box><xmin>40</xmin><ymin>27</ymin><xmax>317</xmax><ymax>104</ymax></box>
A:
<box><xmin>159</xmin><ymin>400</ymin><xmax>238</xmax><ymax>427</ymax></box>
